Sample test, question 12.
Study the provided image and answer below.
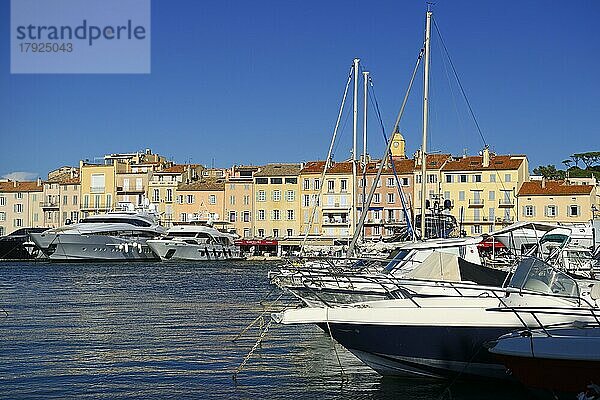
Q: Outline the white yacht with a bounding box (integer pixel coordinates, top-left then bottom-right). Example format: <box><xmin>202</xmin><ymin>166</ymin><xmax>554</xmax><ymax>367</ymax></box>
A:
<box><xmin>146</xmin><ymin>223</ymin><xmax>243</xmax><ymax>261</ymax></box>
<box><xmin>29</xmin><ymin>211</ymin><xmax>164</xmax><ymax>261</ymax></box>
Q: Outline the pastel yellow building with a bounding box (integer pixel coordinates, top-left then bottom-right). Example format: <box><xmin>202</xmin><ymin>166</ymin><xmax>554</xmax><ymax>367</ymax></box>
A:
<box><xmin>0</xmin><ymin>180</ymin><xmax>43</xmax><ymax>235</ymax></box>
<box><xmin>440</xmin><ymin>148</ymin><xmax>529</xmax><ymax>235</ymax></box>
<box><xmin>79</xmin><ymin>161</ymin><xmax>116</xmax><ymax>217</ymax></box>
<box><xmin>224</xmin><ymin>165</ymin><xmax>258</xmax><ymax>238</ymax></box>
<box><xmin>253</xmin><ymin>164</ymin><xmax>301</xmax><ymax>239</ymax></box>
<box><xmin>174</xmin><ymin>178</ymin><xmax>225</xmax><ymax>223</ymax></box>
<box><xmin>412</xmin><ymin>152</ymin><xmax>452</xmax><ymax>219</ymax></box>
<box><xmin>517</xmin><ymin>180</ymin><xmax>597</xmax><ymax>223</ymax></box>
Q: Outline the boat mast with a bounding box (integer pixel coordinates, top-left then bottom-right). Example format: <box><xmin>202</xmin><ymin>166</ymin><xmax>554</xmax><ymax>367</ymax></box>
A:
<box><xmin>420</xmin><ymin>9</ymin><xmax>432</xmax><ymax>240</ymax></box>
<box><xmin>362</xmin><ymin>70</ymin><xmax>369</xmax><ymax>239</ymax></box>
<box><xmin>351</xmin><ymin>58</ymin><xmax>360</xmax><ymax>238</ymax></box>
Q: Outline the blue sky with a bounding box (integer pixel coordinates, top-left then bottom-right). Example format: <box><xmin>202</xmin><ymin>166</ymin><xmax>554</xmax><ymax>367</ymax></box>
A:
<box><xmin>1</xmin><ymin>0</ymin><xmax>599</xmax><ymax>180</ymax></box>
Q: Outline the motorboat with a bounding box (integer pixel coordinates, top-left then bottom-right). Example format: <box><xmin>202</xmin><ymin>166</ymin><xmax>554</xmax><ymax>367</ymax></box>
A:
<box><xmin>273</xmin><ymin>256</ymin><xmax>600</xmax><ymax>380</ymax></box>
<box><xmin>268</xmin><ymin>236</ymin><xmax>504</xmax><ymax>307</ymax></box>
<box><xmin>29</xmin><ymin>211</ymin><xmax>164</xmax><ymax>261</ymax></box>
<box><xmin>0</xmin><ymin>227</ymin><xmax>48</xmax><ymax>259</ymax></box>
<box><xmin>146</xmin><ymin>223</ymin><xmax>243</xmax><ymax>261</ymax></box>
<box><xmin>488</xmin><ymin>321</ymin><xmax>600</xmax><ymax>395</ymax></box>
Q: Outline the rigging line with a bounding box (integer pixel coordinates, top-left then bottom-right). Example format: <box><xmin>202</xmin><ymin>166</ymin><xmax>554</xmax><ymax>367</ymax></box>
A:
<box><xmin>348</xmin><ymin>46</ymin><xmax>424</xmax><ymax>254</ymax></box>
<box><xmin>301</xmin><ymin>65</ymin><xmax>354</xmax><ymax>253</ymax></box>
<box><xmin>432</xmin><ymin>17</ymin><xmax>487</xmax><ymax>147</ymax></box>
<box><xmin>367</xmin><ymin>79</ymin><xmax>415</xmax><ymax>237</ymax></box>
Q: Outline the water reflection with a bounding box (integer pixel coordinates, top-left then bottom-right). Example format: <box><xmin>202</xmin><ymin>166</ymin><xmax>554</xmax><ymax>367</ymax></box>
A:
<box><xmin>0</xmin><ymin>261</ymin><xmax>532</xmax><ymax>399</ymax></box>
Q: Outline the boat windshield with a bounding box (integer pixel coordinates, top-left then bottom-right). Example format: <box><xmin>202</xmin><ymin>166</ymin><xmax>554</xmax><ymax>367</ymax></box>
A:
<box><xmin>80</xmin><ymin>217</ymin><xmax>152</xmax><ymax>227</ymax></box>
<box><xmin>384</xmin><ymin>249</ymin><xmax>411</xmax><ymax>272</ymax></box>
<box><xmin>508</xmin><ymin>257</ymin><xmax>579</xmax><ymax>298</ymax></box>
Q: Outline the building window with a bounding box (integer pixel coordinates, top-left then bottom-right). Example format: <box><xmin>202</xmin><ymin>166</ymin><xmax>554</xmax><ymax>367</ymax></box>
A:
<box><xmin>166</xmin><ymin>189</ymin><xmax>173</xmax><ymax>203</ymax></box>
<box><xmin>62</xmin><ymin>195</ymin><xmax>67</xmax><ymax>205</ymax></box>
<box><xmin>153</xmin><ymin>189</ymin><xmax>159</xmax><ymax>202</ymax></box>
<box><xmin>505</xmin><ymin>174</ymin><xmax>511</xmax><ymax>183</ymax></box>
<box><xmin>229</xmin><ymin>211</ymin><xmax>236</xmax><ymax>222</ymax></box>
<box><xmin>257</xmin><ymin>228</ymin><xmax>264</xmax><ymax>237</ymax></box>
<box><xmin>327</xmin><ymin>180</ymin><xmax>334</xmax><ymax>193</ymax></box>
<box><xmin>230</xmin><ymin>195</ymin><xmax>235</xmax><ymax>205</ymax></box>
<box><xmin>258</xmin><ymin>210</ymin><xmax>265</xmax><ymax>220</ymax></box>
<box><xmin>209</xmin><ymin>195</ymin><xmax>216</xmax><ymax>205</ymax></box>
<box><xmin>15</xmin><ymin>192</ymin><xmax>23</xmax><ymax>200</ymax></box>
<box><xmin>0</xmin><ymin>197</ymin><xmax>5</xmax><ymax>206</ymax></box>
<box><xmin>387</xmin><ymin>193</ymin><xmax>395</xmax><ymax>203</ymax></box>
<box><xmin>473</xmin><ymin>209</ymin><xmax>480</xmax><ymax>222</ymax></box>
<box><xmin>459</xmin><ymin>191</ymin><xmax>465</xmax><ymax>201</ymax></box>
<box><xmin>490</xmin><ymin>174</ymin><xmax>496</xmax><ymax>183</ymax></box>
<box><xmin>427</xmin><ymin>174</ymin><xmax>437</xmax><ymax>183</ymax></box>
<box><xmin>243</xmin><ymin>228</ymin><xmax>250</xmax><ymax>238</ymax></box>
<box><xmin>524</xmin><ymin>205</ymin><xmax>535</xmax><ymax>217</ymax></box>
<box><xmin>71</xmin><ymin>211</ymin><xmax>79</xmax><ymax>222</ymax></box>
<box><xmin>0</xmin><ymin>212</ymin><xmax>5</xmax><ymax>221</ymax></box>
<box><xmin>180</xmin><ymin>213</ymin><xmax>187</xmax><ymax>222</ymax></box>
<box><xmin>187</xmin><ymin>195</ymin><xmax>194</xmax><ymax>204</ymax></box>
<box><xmin>286</xmin><ymin>190</ymin><xmax>295</xmax><ymax>202</ymax></box>
<box><xmin>489</xmin><ymin>207</ymin><xmax>495</xmax><ymax>220</ymax></box>
<box><xmin>257</xmin><ymin>190</ymin><xmax>266</xmax><ymax>202</ymax></box>
<box><xmin>243</xmin><ymin>211</ymin><xmax>250</xmax><ymax>222</ymax></box>
<box><xmin>14</xmin><ymin>218</ymin><xmax>23</xmax><ymax>227</ymax></box>
<box><xmin>387</xmin><ymin>177</ymin><xmax>395</xmax><ymax>187</ymax></box>
<box><xmin>90</xmin><ymin>174</ymin><xmax>105</xmax><ymax>193</ymax></box>
<box><xmin>303</xmin><ymin>179</ymin><xmax>310</xmax><ymax>190</ymax></box>
<box><xmin>471</xmin><ymin>225</ymin><xmax>482</xmax><ymax>234</ymax></box>
<box><xmin>0</xmin><ymin>227</ymin><xmax>4</xmax><ymax>235</ymax></box>
<box><xmin>373</xmin><ymin>193</ymin><xmax>380</xmax><ymax>203</ymax></box>
<box><xmin>272</xmin><ymin>190</ymin><xmax>281</xmax><ymax>201</ymax></box>
<box><xmin>303</xmin><ymin>194</ymin><xmax>310</xmax><ymax>207</ymax></box>
<box><xmin>460</xmin><ymin>175</ymin><xmax>467</xmax><ymax>183</ymax></box>
<box><xmin>568</xmin><ymin>205</ymin><xmax>580</xmax><ymax>217</ymax></box>
<box><xmin>243</xmin><ymin>195</ymin><xmax>249</xmax><ymax>205</ymax></box>
<box><xmin>256</xmin><ymin>178</ymin><xmax>268</xmax><ymax>184</ymax></box>
<box><xmin>341</xmin><ymin>179</ymin><xmax>348</xmax><ymax>192</ymax></box>
<box><xmin>314</xmin><ymin>179</ymin><xmax>320</xmax><ymax>190</ymax></box>
<box><xmin>285</xmin><ymin>177</ymin><xmax>297</xmax><ymax>184</ymax></box>
<box><xmin>373</xmin><ymin>226</ymin><xmax>381</xmax><ymax>235</ymax></box>
<box><xmin>287</xmin><ymin>210</ymin><xmax>294</xmax><ymax>220</ymax></box>
<box><xmin>106</xmin><ymin>194</ymin><xmax>112</xmax><ymax>209</ymax></box>
<box><xmin>287</xmin><ymin>229</ymin><xmax>293</xmax><ymax>237</ymax></box>
<box><xmin>546</xmin><ymin>205</ymin><xmax>557</xmax><ymax>217</ymax></box>
<box><xmin>474</xmin><ymin>175</ymin><xmax>482</xmax><ymax>183</ymax></box>
<box><xmin>73</xmin><ymin>195</ymin><xmax>78</xmax><ymax>205</ymax></box>
<box><xmin>489</xmin><ymin>191</ymin><xmax>495</xmax><ymax>201</ymax></box>
<box><xmin>14</xmin><ymin>204</ymin><xmax>23</xmax><ymax>213</ymax></box>
<box><xmin>272</xmin><ymin>209</ymin><xmax>280</xmax><ymax>220</ymax></box>
<box><xmin>273</xmin><ymin>228</ymin><xmax>279</xmax><ymax>238</ymax></box>
<box><xmin>270</xmin><ymin>178</ymin><xmax>282</xmax><ymax>184</ymax></box>
<box><xmin>446</xmin><ymin>174</ymin><xmax>453</xmax><ymax>183</ymax></box>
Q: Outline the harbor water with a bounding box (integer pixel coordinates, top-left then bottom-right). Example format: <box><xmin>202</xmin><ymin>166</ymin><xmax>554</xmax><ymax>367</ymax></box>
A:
<box><xmin>0</xmin><ymin>261</ymin><xmax>533</xmax><ymax>399</ymax></box>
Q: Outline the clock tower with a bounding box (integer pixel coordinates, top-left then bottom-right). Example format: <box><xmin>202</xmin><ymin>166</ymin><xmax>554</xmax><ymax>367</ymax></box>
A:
<box><xmin>390</xmin><ymin>128</ymin><xmax>406</xmax><ymax>159</ymax></box>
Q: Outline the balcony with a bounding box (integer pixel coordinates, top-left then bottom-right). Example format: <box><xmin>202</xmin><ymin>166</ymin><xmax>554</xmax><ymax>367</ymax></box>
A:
<box><xmin>322</xmin><ymin>203</ymin><xmax>348</xmax><ymax>211</ymax></box>
<box><xmin>498</xmin><ymin>199</ymin><xmax>515</xmax><ymax>208</ymax></box>
<box><xmin>40</xmin><ymin>201</ymin><xmax>59</xmax><ymax>209</ymax></box>
<box><xmin>495</xmin><ymin>216</ymin><xmax>515</xmax><ymax>224</ymax></box>
<box><xmin>468</xmin><ymin>199</ymin><xmax>485</xmax><ymax>207</ymax></box>
<box><xmin>90</xmin><ymin>186</ymin><xmax>105</xmax><ymax>194</ymax></box>
<box><xmin>322</xmin><ymin>218</ymin><xmax>348</xmax><ymax>226</ymax></box>
<box><xmin>117</xmin><ymin>186</ymin><xmax>145</xmax><ymax>194</ymax></box>
<box><xmin>364</xmin><ymin>218</ymin><xmax>384</xmax><ymax>225</ymax></box>
<box><xmin>384</xmin><ymin>218</ymin><xmax>405</xmax><ymax>225</ymax></box>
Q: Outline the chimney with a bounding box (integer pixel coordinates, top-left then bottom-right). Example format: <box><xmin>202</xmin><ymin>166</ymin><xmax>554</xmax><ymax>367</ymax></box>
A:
<box><xmin>13</xmin><ymin>180</ymin><xmax>17</xmax><ymax>188</ymax></box>
<box><xmin>414</xmin><ymin>149</ymin><xmax>422</xmax><ymax>167</ymax></box>
<box><xmin>541</xmin><ymin>177</ymin><xmax>546</xmax><ymax>189</ymax></box>
<box><xmin>37</xmin><ymin>177</ymin><xmax>42</xmax><ymax>186</ymax></box>
<box><xmin>482</xmin><ymin>146</ymin><xmax>490</xmax><ymax>168</ymax></box>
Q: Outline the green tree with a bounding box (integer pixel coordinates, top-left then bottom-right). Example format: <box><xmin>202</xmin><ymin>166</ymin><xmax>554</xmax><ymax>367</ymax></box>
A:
<box><xmin>532</xmin><ymin>164</ymin><xmax>565</xmax><ymax>180</ymax></box>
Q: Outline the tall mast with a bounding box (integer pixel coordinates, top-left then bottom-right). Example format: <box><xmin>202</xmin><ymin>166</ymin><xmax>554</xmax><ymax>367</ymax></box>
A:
<box><xmin>351</xmin><ymin>58</ymin><xmax>360</xmax><ymax>238</ymax></box>
<box><xmin>420</xmin><ymin>10</ymin><xmax>432</xmax><ymax>240</ymax></box>
<box><xmin>362</xmin><ymin>70</ymin><xmax>369</xmax><ymax>238</ymax></box>
<box><xmin>362</xmin><ymin>71</ymin><xmax>369</xmax><ymax>163</ymax></box>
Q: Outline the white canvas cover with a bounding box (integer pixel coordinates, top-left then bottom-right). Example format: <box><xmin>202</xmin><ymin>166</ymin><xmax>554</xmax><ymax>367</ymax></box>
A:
<box><xmin>404</xmin><ymin>251</ymin><xmax>461</xmax><ymax>282</ymax></box>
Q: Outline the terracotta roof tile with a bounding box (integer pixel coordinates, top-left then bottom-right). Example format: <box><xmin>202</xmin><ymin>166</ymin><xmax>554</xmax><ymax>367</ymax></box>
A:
<box><xmin>178</xmin><ymin>178</ymin><xmax>225</xmax><ymax>191</ymax></box>
<box><xmin>518</xmin><ymin>180</ymin><xmax>594</xmax><ymax>196</ymax></box>
<box><xmin>0</xmin><ymin>181</ymin><xmax>43</xmax><ymax>192</ymax></box>
<box><xmin>47</xmin><ymin>172</ymin><xmax>80</xmax><ymax>184</ymax></box>
<box><xmin>300</xmin><ymin>161</ymin><xmax>353</xmax><ymax>174</ymax></box>
<box><xmin>254</xmin><ymin>163</ymin><xmax>302</xmax><ymax>177</ymax></box>
<box><xmin>442</xmin><ymin>155</ymin><xmax>526</xmax><ymax>171</ymax></box>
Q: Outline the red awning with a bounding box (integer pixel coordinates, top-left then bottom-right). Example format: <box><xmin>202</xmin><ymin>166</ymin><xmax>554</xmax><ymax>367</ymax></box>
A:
<box><xmin>477</xmin><ymin>239</ymin><xmax>505</xmax><ymax>249</ymax></box>
<box><xmin>235</xmin><ymin>239</ymin><xmax>278</xmax><ymax>246</ymax></box>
